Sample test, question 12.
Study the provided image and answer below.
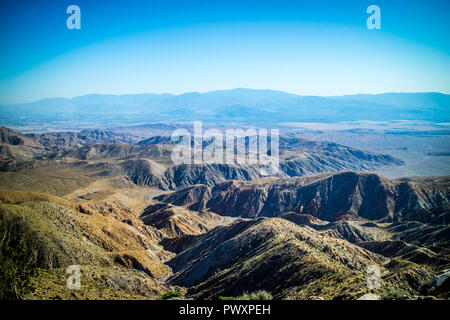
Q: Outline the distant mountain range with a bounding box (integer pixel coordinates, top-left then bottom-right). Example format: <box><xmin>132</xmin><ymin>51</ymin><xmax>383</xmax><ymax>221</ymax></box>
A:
<box><xmin>1</xmin><ymin>89</ymin><xmax>449</xmax><ymax>128</ymax></box>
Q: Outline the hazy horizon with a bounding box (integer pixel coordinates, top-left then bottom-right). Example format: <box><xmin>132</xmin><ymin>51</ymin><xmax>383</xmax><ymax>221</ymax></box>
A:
<box><xmin>1</xmin><ymin>0</ymin><xmax>449</xmax><ymax>105</ymax></box>
<box><xmin>3</xmin><ymin>88</ymin><xmax>450</xmax><ymax>106</ymax></box>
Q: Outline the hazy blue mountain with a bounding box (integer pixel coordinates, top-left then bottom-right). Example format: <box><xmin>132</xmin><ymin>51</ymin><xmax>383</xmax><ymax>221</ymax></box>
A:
<box><xmin>1</xmin><ymin>89</ymin><xmax>448</xmax><ymax>131</ymax></box>
<box><xmin>332</xmin><ymin>92</ymin><xmax>450</xmax><ymax>109</ymax></box>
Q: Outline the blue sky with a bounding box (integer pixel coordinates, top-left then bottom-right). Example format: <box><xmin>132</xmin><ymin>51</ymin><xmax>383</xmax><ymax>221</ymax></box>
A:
<box><xmin>0</xmin><ymin>0</ymin><xmax>449</xmax><ymax>104</ymax></box>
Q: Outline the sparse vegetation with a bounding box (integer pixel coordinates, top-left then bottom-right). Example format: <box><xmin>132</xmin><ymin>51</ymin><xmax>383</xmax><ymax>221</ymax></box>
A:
<box><xmin>381</xmin><ymin>289</ymin><xmax>404</xmax><ymax>300</ymax></box>
<box><xmin>161</xmin><ymin>291</ymin><xmax>185</xmax><ymax>300</ymax></box>
<box><xmin>218</xmin><ymin>296</ymin><xmax>237</xmax><ymax>300</ymax></box>
<box><xmin>0</xmin><ymin>125</ymin><xmax>448</xmax><ymax>300</ymax></box>
<box><xmin>0</xmin><ymin>213</ymin><xmax>38</xmax><ymax>300</ymax></box>
<box><xmin>419</xmin><ymin>279</ymin><xmax>433</xmax><ymax>295</ymax></box>
<box><xmin>238</xmin><ymin>290</ymin><xmax>273</xmax><ymax>300</ymax></box>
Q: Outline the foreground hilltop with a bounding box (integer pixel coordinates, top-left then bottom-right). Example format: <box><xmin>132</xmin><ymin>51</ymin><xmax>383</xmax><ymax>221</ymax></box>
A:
<box><xmin>167</xmin><ymin>217</ymin><xmax>387</xmax><ymax>299</ymax></box>
<box><xmin>141</xmin><ymin>172</ymin><xmax>449</xmax><ymax>300</ymax></box>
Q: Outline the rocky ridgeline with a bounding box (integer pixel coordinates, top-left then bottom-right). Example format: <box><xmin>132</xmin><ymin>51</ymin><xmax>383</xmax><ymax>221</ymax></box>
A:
<box><xmin>155</xmin><ymin>172</ymin><xmax>450</xmax><ymax>223</ymax></box>
<box><xmin>1</xmin><ymin>127</ymin><xmax>403</xmax><ymax>188</ymax></box>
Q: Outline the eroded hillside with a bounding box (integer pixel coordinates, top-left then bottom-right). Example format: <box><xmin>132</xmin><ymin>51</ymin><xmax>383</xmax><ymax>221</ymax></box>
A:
<box><xmin>0</xmin><ymin>126</ymin><xmax>448</xmax><ymax>300</ymax></box>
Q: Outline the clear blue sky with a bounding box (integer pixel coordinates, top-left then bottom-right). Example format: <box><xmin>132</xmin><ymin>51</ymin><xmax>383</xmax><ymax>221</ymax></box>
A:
<box><xmin>0</xmin><ymin>0</ymin><xmax>449</xmax><ymax>104</ymax></box>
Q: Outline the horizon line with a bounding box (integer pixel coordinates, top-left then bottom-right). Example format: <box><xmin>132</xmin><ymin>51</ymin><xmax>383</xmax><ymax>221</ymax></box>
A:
<box><xmin>5</xmin><ymin>88</ymin><xmax>450</xmax><ymax>106</ymax></box>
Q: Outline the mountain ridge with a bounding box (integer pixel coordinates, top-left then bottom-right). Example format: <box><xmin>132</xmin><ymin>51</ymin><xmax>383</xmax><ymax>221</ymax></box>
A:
<box><xmin>155</xmin><ymin>171</ymin><xmax>450</xmax><ymax>222</ymax></box>
<box><xmin>5</xmin><ymin>89</ymin><xmax>449</xmax><ymax>108</ymax></box>
<box><xmin>2</xmin><ymin>90</ymin><xmax>449</xmax><ymax>126</ymax></box>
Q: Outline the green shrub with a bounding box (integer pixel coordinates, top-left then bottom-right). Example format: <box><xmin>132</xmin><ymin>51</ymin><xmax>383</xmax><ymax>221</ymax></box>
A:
<box><xmin>238</xmin><ymin>290</ymin><xmax>273</xmax><ymax>300</ymax></box>
<box><xmin>0</xmin><ymin>212</ymin><xmax>38</xmax><ymax>300</ymax></box>
<box><xmin>218</xmin><ymin>296</ymin><xmax>237</xmax><ymax>300</ymax></box>
<box><xmin>419</xmin><ymin>279</ymin><xmax>433</xmax><ymax>295</ymax></box>
<box><xmin>0</xmin><ymin>247</ymin><xmax>37</xmax><ymax>300</ymax></box>
<box><xmin>381</xmin><ymin>289</ymin><xmax>403</xmax><ymax>300</ymax></box>
<box><xmin>161</xmin><ymin>291</ymin><xmax>185</xmax><ymax>300</ymax></box>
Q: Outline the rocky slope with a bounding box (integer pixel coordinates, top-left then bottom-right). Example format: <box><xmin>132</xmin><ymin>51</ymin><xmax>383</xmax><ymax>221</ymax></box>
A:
<box><xmin>0</xmin><ymin>127</ymin><xmax>404</xmax><ymax>191</ymax></box>
<box><xmin>155</xmin><ymin>171</ymin><xmax>450</xmax><ymax>222</ymax></box>
<box><xmin>0</xmin><ymin>126</ymin><xmax>448</xmax><ymax>300</ymax></box>
<box><xmin>44</xmin><ymin>140</ymin><xmax>404</xmax><ymax>191</ymax></box>
<box><xmin>0</xmin><ymin>183</ymin><xmax>183</xmax><ymax>299</ymax></box>
<box><xmin>0</xmin><ymin>167</ymin><xmax>448</xmax><ymax>299</ymax></box>
<box><xmin>0</xmin><ymin>127</ymin><xmax>45</xmax><ymax>162</ymax></box>
<box><xmin>140</xmin><ymin>202</ymin><xmax>234</xmax><ymax>238</ymax></box>
<box><xmin>277</xmin><ymin>136</ymin><xmax>403</xmax><ymax>175</ymax></box>
<box><xmin>167</xmin><ymin>217</ymin><xmax>388</xmax><ymax>299</ymax></box>
<box><xmin>26</xmin><ymin>129</ymin><xmax>141</xmax><ymax>150</ymax></box>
